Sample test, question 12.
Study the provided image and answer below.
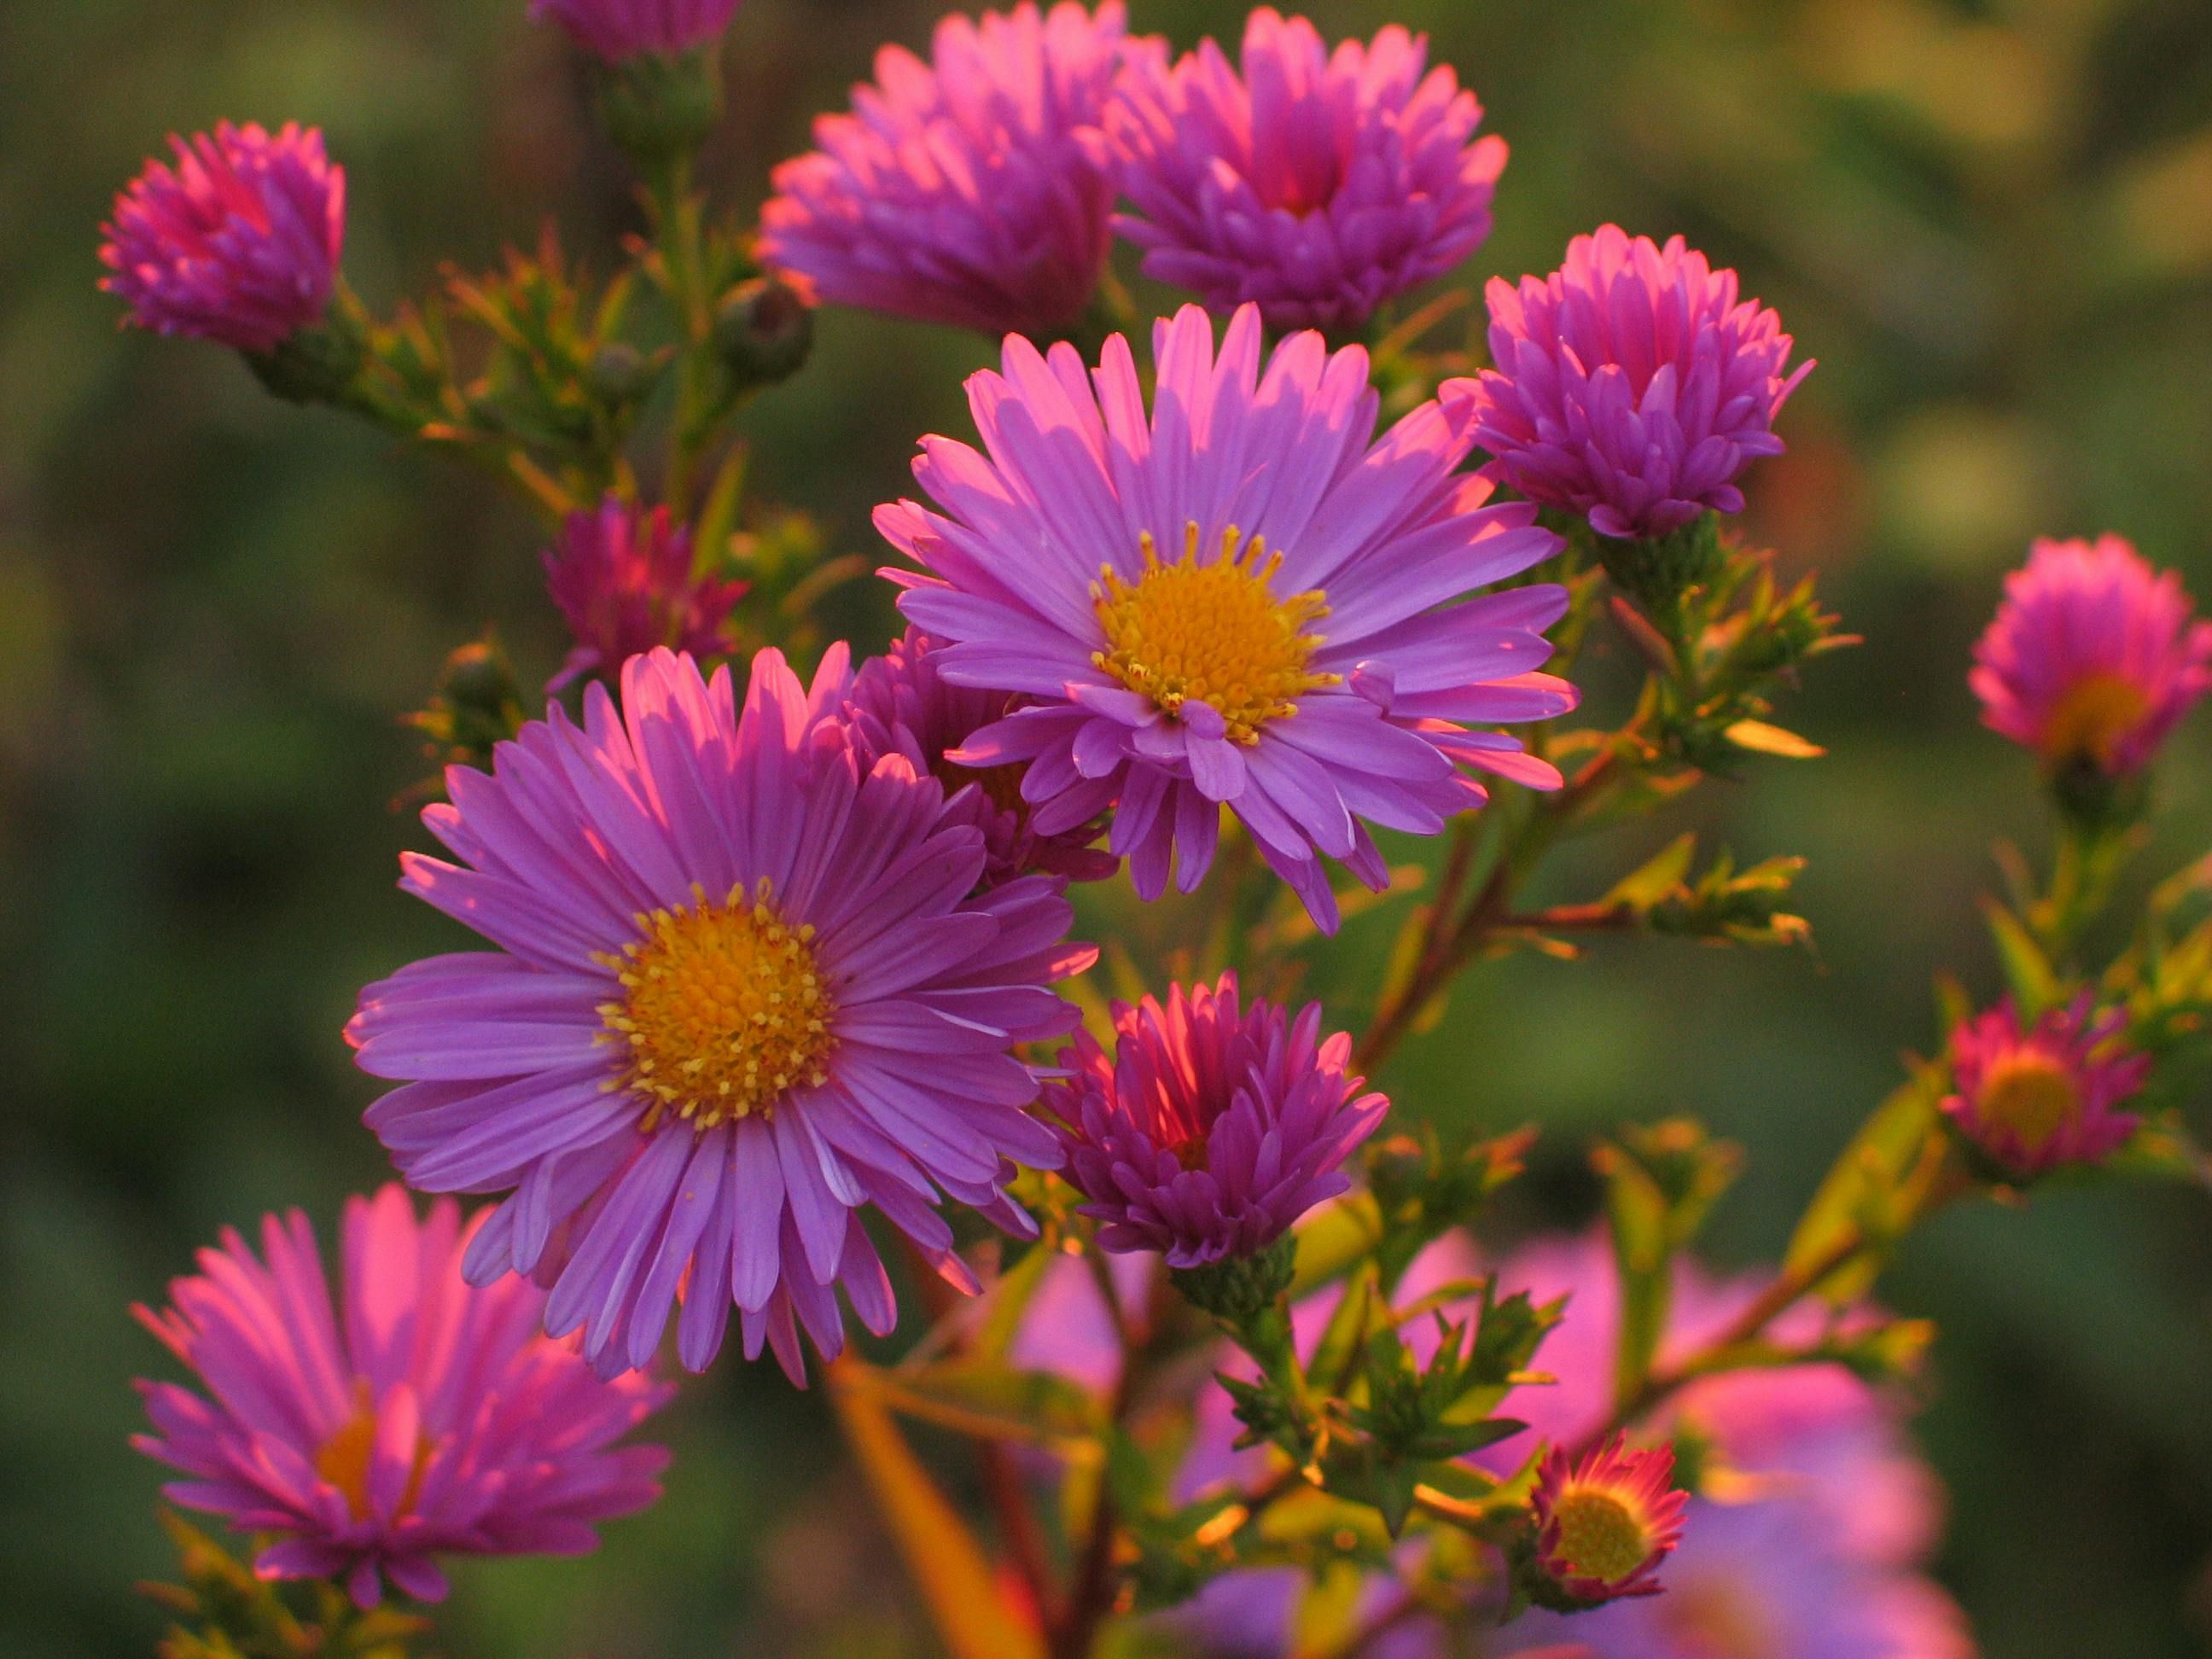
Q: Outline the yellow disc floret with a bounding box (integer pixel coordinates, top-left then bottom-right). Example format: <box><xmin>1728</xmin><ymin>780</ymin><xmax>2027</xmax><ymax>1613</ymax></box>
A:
<box><xmin>1550</xmin><ymin>1487</ymin><xmax>1654</xmax><ymax>1586</ymax></box>
<box><xmin>1091</xmin><ymin>522</ymin><xmax>1337</xmax><ymax>746</ymax></box>
<box><xmin>315</xmin><ymin>1378</ymin><xmax>428</xmax><ymax>1520</ymax></box>
<box><xmin>1976</xmin><ymin>1053</ymin><xmax>2081</xmax><ymax>1156</ymax></box>
<box><xmin>2039</xmin><ymin>672</ymin><xmax>2152</xmax><ymax>769</ymax></box>
<box><xmin>597</xmin><ymin>879</ymin><xmax>835</xmax><ymax>1132</ymax></box>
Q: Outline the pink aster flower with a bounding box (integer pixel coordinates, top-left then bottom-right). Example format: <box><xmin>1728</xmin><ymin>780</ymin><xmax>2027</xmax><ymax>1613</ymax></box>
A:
<box><xmin>100</xmin><ymin>121</ymin><xmax>345</xmax><ymax>354</ymax></box>
<box><xmin>760</xmin><ymin>2</ymin><xmax>1132</xmax><ymax>336</ymax></box>
<box><xmin>1528</xmin><ymin>1435</ymin><xmax>1688</xmax><ymax>1606</ymax></box>
<box><xmin>876</xmin><ymin>303</ymin><xmax>1576</xmax><ymax>933</ymax></box>
<box><xmin>843</xmin><ymin>626</ymin><xmax>1118</xmax><ymax>888</ymax></box>
<box><xmin>1107</xmin><ymin>9</ymin><xmax>1507</xmax><ymax>333</ymax></box>
<box><xmin>132</xmin><ymin>1185</ymin><xmax>670</xmax><ymax>1610</ymax></box>
<box><xmin>530</xmin><ymin>0</ymin><xmax>742</xmax><ymax>61</ymax></box>
<box><xmin>543</xmin><ymin>495</ymin><xmax>748</xmax><ymax>691</ymax></box>
<box><xmin>1446</xmin><ymin>225</ymin><xmax>1814</xmax><ymax>540</ymax></box>
<box><xmin>1040</xmin><ymin>973</ymin><xmax>1387</xmax><ymax>1266</ymax></box>
<box><xmin>1942</xmin><ymin>993</ymin><xmax>2150</xmax><ymax>1178</ymax></box>
<box><xmin>348</xmin><ymin>647</ymin><xmax>1093</xmax><ymax>1385</ymax></box>
<box><xmin>1969</xmin><ymin>533</ymin><xmax>2212</xmax><ymax>778</ymax></box>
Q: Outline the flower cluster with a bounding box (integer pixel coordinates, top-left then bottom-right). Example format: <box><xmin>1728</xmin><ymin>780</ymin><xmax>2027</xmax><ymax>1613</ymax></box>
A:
<box><xmin>543</xmin><ymin>495</ymin><xmax>748</xmax><ymax>690</ymax></box>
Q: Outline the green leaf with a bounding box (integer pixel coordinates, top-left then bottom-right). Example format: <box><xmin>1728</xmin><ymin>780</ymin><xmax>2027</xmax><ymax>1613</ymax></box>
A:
<box><xmin>864</xmin><ymin>1360</ymin><xmax>1103</xmax><ymax>1447</ymax></box>
<box><xmin>1783</xmin><ymin>1066</ymin><xmax>1945</xmax><ymax>1301</ymax></box>
<box><xmin>1604</xmin><ymin>831</ymin><xmax>1697</xmax><ymax>911</ymax></box>
<box><xmin>1723</xmin><ymin>719</ymin><xmax>1825</xmax><ymax>758</ymax></box>
<box><xmin>1982</xmin><ymin>899</ymin><xmax>2059</xmax><ymax>1017</ymax></box>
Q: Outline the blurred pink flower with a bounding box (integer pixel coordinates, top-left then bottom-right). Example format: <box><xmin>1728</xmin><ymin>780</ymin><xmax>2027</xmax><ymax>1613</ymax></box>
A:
<box><xmin>1943</xmin><ymin>993</ymin><xmax>2150</xmax><ymax>1178</ymax></box>
<box><xmin>542</xmin><ymin>496</ymin><xmax>747</xmax><ymax>690</ymax></box>
<box><xmin>531</xmin><ymin>0</ymin><xmax>741</xmax><ymax>61</ymax></box>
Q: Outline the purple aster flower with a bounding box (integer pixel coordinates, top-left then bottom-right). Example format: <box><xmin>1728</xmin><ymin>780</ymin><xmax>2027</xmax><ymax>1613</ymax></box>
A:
<box><xmin>876</xmin><ymin>303</ymin><xmax>1576</xmax><ymax>933</ymax></box>
<box><xmin>530</xmin><ymin>0</ymin><xmax>742</xmax><ymax>61</ymax></box>
<box><xmin>1942</xmin><ymin>993</ymin><xmax>2150</xmax><ymax>1179</ymax></box>
<box><xmin>1106</xmin><ymin>9</ymin><xmax>1507</xmax><ymax>333</ymax></box>
<box><xmin>1446</xmin><ymin>224</ymin><xmax>1814</xmax><ymax>540</ymax></box>
<box><xmin>133</xmin><ymin>1185</ymin><xmax>670</xmax><ymax>1610</ymax></box>
<box><xmin>542</xmin><ymin>495</ymin><xmax>748</xmax><ymax>692</ymax></box>
<box><xmin>347</xmin><ymin>647</ymin><xmax>1094</xmax><ymax>1385</ymax></box>
<box><xmin>1969</xmin><ymin>533</ymin><xmax>2212</xmax><ymax>778</ymax></box>
<box><xmin>1040</xmin><ymin>973</ymin><xmax>1387</xmax><ymax>1266</ymax></box>
<box><xmin>100</xmin><ymin>121</ymin><xmax>345</xmax><ymax>354</ymax></box>
<box><xmin>760</xmin><ymin>2</ymin><xmax>1133</xmax><ymax>336</ymax></box>
<box><xmin>843</xmin><ymin>626</ymin><xmax>1118</xmax><ymax>888</ymax></box>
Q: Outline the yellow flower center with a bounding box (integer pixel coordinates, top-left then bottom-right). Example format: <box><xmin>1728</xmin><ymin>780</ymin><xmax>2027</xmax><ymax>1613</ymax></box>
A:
<box><xmin>1091</xmin><ymin>522</ymin><xmax>1336</xmax><ymax>746</ymax></box>
<box><xmin>314</xmin><ymin>1379</ymin><xmax>429</xmax><ymax>1521</ymax></box>
<box><xmin>2039</xmin><ymin>672</ymin><xmax>2152</xmax><ymax>768</ymax></box>
<box><xmin>596</xmin><ymin>880</ymin><xmax>836</xmax><ymax>1132</ymax></box>
<box><xmin>1976</xmin><ymin>1053</ymin><xmax>2081</xmax><ymax>1155</ymax></box>
<box><xmin>1551</xmin><ymin>1487</ymin><xmax>1653</xmax><ymax>1586</ymax></box>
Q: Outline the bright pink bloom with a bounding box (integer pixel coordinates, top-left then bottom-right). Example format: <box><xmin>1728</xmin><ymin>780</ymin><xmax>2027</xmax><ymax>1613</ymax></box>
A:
<box><xmin>1529</xmin><ymin>1435</ymin><xmax>1688</xmax><ymax>1605</ymax></box>
<box><xmin>1041</xmin><ymin>973</ymin><xmax>1386</xmax><ymax>1266</ymax></box>
<box><xmin>132</xmin><ymin>1185</ymin><xmax>670</xmax><ymax>1609</ymax></box>
<box><xmin>843</xmin><ymin>627</ymin><xmax>1117</xmax><ymax>888</ymax></box>
<box><xmin>101</xmin><ymin>122</ymin><xmax>344</xmax><ymax>354</ymax></box>
<box><xmin>543</xmin><ymin>496</ymin><xmax>747</xmax><ymax>691</ymax></box>
<box><xmin>530</xmin><ymin>0</ymin><xmax>741</xmax><ymax>60</ymax></box>
<box><xmin>877</xmin><ymin>303</ymin><xmax>1575</xmax><ymax>933</ymax></box>
<box><xmin>348</xmin><ymin>648</ymin><xmax>1092</xmax><ymax>1385</ymax></box>
<box><xmin>1969</xmin><ymin>533</ymin><xmax>2212</xmax><ymax>777</ymax></box>
<box><xmin>1447</xmin><ymin>225</ymin><xmax>1813</xmax><ymax>540</ymax></box>
<box><xmin>761</xmin><ymin>2</ymin><xmax>1132</xmax><ymax>336</ymax></box>
<box><xmin>1942</xmin><ymin>993</ymin><xmax>2150</xmax><ymax>1177</ymax></box>
<box><xmin>1107</xmin><ymin>9</ymin><xmax>1506</xmax><ymax>333</ymax></box>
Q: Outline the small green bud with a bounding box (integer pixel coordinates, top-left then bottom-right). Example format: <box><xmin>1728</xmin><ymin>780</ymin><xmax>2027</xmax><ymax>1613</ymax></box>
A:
<box><xmin>594</xmin><ymin>46</ymin><xmax>723</xmax><ymax>162</ymax></box>
<box><xmin>714</xmin><ymin>276</ymin><xmax>815</xmax><ymax>386</ymax></box>
<box><xmin>245</xmin><ymin>314</ymin><xmax>364</xmax><ymax>405</ymax></box>
<box><xmin>585</xmin><ymin>341</ymin><xmax>655</xmax><ymax>406</ymax></box>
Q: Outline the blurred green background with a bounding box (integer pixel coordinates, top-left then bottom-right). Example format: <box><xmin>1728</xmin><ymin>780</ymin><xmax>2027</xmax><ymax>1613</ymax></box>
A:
<box><xmin>5</xmin><ymin>0</ymin><xmax>2212</xmax><ymax>1652</ymax></box>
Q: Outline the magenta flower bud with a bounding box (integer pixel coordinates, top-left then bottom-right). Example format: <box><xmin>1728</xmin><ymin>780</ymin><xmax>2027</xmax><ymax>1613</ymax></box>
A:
<box><xmin>1107</xmin><ymin>9</ymin><xmax>1505</xmax><ymax>334</ymax></box>
<box><xmin>760</xmin><ymin>3</ymin><xmax>1132</xmax><ymax>337</ymax></box>
<box><xmin>1042</xmin><ymin>973</ymin><xmax>1388</xmax><ymax>1267</ymax></box>
<box><xmin>100</xmin><ymin>121</ymin><xmax>345</xmax><ymax>355</ymax></box>
<box><xmin>1969</xmin><ymin>533</ymin><xmax>2212</xmax><ymax>780</ymax></box>
<box><xmin>133</xmin><ymin>1185</ymin><xmax>672</xmax><ymax>1610</ymax></box>
<box><xmin>1942</xmin><ymin>994</ymin><xmax>2151</xmax><ymax>1179</ymax></box>
<box><xmin>1445</xmin><ymin>225</ymin><xmax>1813</xmax><ymax>541</ymax></box>
<box><xmin>530</xmin><ymin>0</ymin><xmax>741</xmax><ymax>61</ymax></box>
<box><xmin>542</xmin><ymin>496</ymin><xmax>747</xmax><ymax>691</ymax></box>
<box><xmin>1528</xmin><ymin>1435</ymin><xmax>1689</xmax><ymax>1608</ymax></box>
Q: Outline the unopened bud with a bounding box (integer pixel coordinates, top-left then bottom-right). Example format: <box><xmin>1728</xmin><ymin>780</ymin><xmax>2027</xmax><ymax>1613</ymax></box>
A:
<box><xmin>714</xmin><ymin>276</ymin><xmax>815</xmax><ymax>386</ymax></box>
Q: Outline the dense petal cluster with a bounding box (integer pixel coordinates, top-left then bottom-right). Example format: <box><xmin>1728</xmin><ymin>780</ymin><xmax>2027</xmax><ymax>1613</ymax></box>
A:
<box><xmin>1969</xmin><ymin>533</ymin><xmax>2212</xmax><ymax>778</ymax></box>
<box><xmin>530</xmin><ymin>0</ymin><xmax>742</xmax><ymax>61</ymax></box>
<box><xmin>1529</xmin><ymin>1435</ymin><xmax>1687</xmax><ymax>1605</ymax></box>
<box><xmin>101</xmin><ymin>121</ymin><xmax>345</xmax><ymax>354</ymax></box>
<box><xmin>1107</xmin><ymin>9</ymin><xmax>1506</xmax><ymax>332</ymax></box>
<box><xmin>543</xmin><ymin>495</ymin><xmax>748</xmax><ymax>691</ymax></box>
<box><xmin>1447</xmin><ymin>224</ymin><xmax>1813</xmax><ymax>539</ymax></box>
<box><xmin>877</xmin><ymin>302</ymin><xmax>1575</xmax><ymax>933</ymax></box>
<box><xmin>133</xmin><ymin>1186</ymin><xmax>670</xmax><ymax>1609</ymax></box>
<box><xmin>1943</xmin><ymin>994</ymin><xmax>2150</xmax><ymax>1178</ymax></box>
<box><xmin>761</xmin><ymin>2</ymin><xmax>1132</xmax><ymax>336</ymax></box>
<box><xmin>843</xmin><ymin>627</ymin><xmax>1117</xmax><ymax>887</ymax></box>
<box><xmin>348</xmin><ymin>648</ymin><xmax>1092</xmax><ymax>1385</ymax></box>
<box><xmin>1041</xmin><ymin>974</ymin><xmax>1386</xmax><ymax>1266</ymax></box>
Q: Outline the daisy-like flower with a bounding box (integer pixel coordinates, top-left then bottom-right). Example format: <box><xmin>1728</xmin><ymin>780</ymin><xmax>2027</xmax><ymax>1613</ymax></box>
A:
<box><xmin>543</xmin><ymin>495</ymin><xmax>748</xmax><ymax>692</ymax></box>
<box><xmin>1041</xmin><ymin>973</ymin><xmax>1387</xmax><ymax>1267</ymax></box>
<box><xmin>876</xmin><ymin>303</ymin><xmax>1576</xmax><ymax>933</ymax></box>
<box><xmin>133</xmin><ymin>1185</ymin><xmax>670</xmax><ymax>1610</ymax></box>
<box><xmin>1969</xmin><ymin>533</ymin><xmax>2212</xmax><ymax>779</ymax></box>
<box><xmin>530</xmin><ymin>0</ymin><xmax>742</xmax><ymax>61</ymax></box>
<box><xmin>348</xmin><ymin>647</ymin><xmax>1093</xmax><ymax>1385</ymax></box>
<box><xmin>1447</xmin><ymin>225</ymin><xmax>1813</xmax><ymax>541</ymax></box>
<box><xmin>1942</xmin><ymin>993</ymin><xmax>2151</xmax><ymax>1179</ymax></box>
<box><xmin>1107</xmin><ymin>9</ymin><xmax>1507</xmax><ymax>333</ymax></box>
<box><xmin>101</xmin><ymin>121</ymin><xmax>345</xmax><ymax>354</ymax></box>
<box><xmin>844</xmin><ymin>626</ymin><xmax>1118</xmax><ymax>888</ymax></box>
<box><xmin>760</xmin><ymin>2</ymin><xmax>1133</xmax><ymax>337</ymax></box>
<box><xmin>1528</xmin><ymin>1435</ymin><xmax>1689</xmax><ymax>1607</ymax></box>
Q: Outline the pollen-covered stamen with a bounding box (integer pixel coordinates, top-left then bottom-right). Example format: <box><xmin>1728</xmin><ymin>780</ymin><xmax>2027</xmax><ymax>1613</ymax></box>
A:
<box><xmin>1976</xmin><ymin>1053</ymin><xmax>2082</xmax><ymax>1156</ymax></box>
<box><xmin>1550</xmin><ymin>1487</ymin><xmax>1656</xmax><ymax>1586</ymax></box>
<box><xmin>2038</xmin><ymin>672</ymin><xmax>2155</xmax><ymax>769</ymax></box>
<box><xmin>1091</xmin><ymin>521</ymin><xmax>1338</xmax><ymax>746</ymax></box>
<box><xmin>596</xmin><ymin>879</ymin><xmax>836</xmax><ymax>1132</ymax></box>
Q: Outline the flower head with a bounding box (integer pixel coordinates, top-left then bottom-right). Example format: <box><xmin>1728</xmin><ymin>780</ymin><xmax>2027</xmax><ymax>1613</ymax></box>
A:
<box><xmin>133</xmin><ymin>1185</ymin><xmax>670</xmax><ymax>1609</ymax></box>
<box><xmin>1529</xmin><ymin>1435</ymin><xmax>1688</xmax><ymax>1606</ymax></box>
<box><xmin>1969</xmin><ymin>533</ymin><xmax>2212</xmax><ymax>778</ymax></box>
<box><xmin>1447</xmin><ymin>225</ymin><xmax>1813</xmax><ymax>540</ymax></box>
<box><xmin>348</xmin><ymin>647</ymin><xmax>1093</xmax><ymax>1385</ymax></box>
<box><xmin>1107</xmin><ymin>9</ymin><xmax>1506</xmax><ymax>333</ymax></box>
<box><xmin>530</xmin><ymin>0</ymin><xmax>742</xmax><ymax>61</ymax></box>
<box><xmin>1942</xmin><ymin>993</ymin><xmax>2150</xmax><ymax>1178</ymax></box>
<box><xmin>844</xmin><ymin>627</ymin><xmax>1117</xmax><ymax>888</ymax></box>
<box><xmin>101</xmin><ymin>121</ymin><xmax>345</xmax><ymax>354</ymax></box>
<box><xmin>761</xmin><ymin>2</ymin><xmax>1132</xmax><ymax>336</ymax></box>
<box><xmin>543</xmin><ymin>495</ymin><xmax>747</xmax><ymax>690</ymax></box>
<box><xmin>877</xmin><ymin>303</ymin><xmax>1575</xmax><ymax>933</ymax></box>
<box><xmin>1041</xmin><ymin>973</ymin><xmax>1387</xmax><ymax>1267</ymax></box>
